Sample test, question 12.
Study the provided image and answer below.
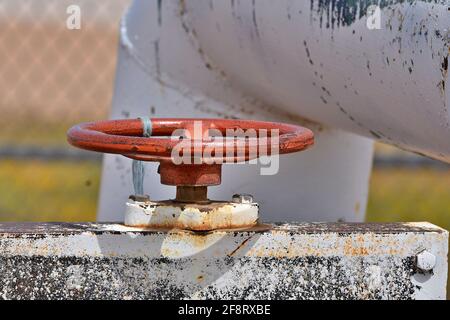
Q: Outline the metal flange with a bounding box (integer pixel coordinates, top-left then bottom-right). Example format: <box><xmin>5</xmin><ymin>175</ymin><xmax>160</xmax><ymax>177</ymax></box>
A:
<box><xmin>124</xmin><ymin>197</ymin><xmax>259</xmax><ymax>231</ymax></box>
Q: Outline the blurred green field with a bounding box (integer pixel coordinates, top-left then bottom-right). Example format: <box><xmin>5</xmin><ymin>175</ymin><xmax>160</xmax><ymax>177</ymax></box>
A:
<box><xmin>0</xmin><ymin>119</ymin><xmax>96</xmax><ymax>147</ymax></box>
<box><xmin>0</xmin><ymin>160</ymin><xmax>99</xmax><ymax>222</ymax></box>
<box><xmin>366</xmin><ymin>168</ymin><xmax>450</xmax><ymax>231</ymax></box>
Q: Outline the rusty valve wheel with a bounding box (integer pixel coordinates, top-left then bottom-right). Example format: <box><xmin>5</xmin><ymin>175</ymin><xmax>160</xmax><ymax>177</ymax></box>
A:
<box><xmin>67</xmin><ymin>118</ymin><xmax>314</xmax><ymax>230</ymax></box>
<box><xmin>68</xmin><ymin>118</ymin><xmax>313</xmax><ymax>188</ymax></box>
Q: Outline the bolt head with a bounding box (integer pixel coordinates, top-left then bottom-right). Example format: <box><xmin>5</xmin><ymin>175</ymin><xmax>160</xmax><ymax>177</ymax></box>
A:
<box><xmin>416</xmin><ymin>250</ymin><xmax>436</xmax><ymax>271</ymax></box>
<box><xmin>232</xmin><ymin>194</ymin><xmax>254</xmax><ymax>204</ymax></box>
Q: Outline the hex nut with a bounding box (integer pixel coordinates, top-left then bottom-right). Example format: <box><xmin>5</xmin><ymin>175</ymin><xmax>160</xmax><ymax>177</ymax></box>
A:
<box><xmin>416</xmin><ymin>250</ymin><xmax>436</xmax><ymax>272</ymax></box>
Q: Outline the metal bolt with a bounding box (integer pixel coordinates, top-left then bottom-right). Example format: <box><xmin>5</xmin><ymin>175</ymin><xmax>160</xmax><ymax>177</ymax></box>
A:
<box><xmin>415</xmin><ymin>250</ymin><xmax>436</xmax><ymax>272</ymax></box>
<box><xmin>232</xmin><ymin>194</ymin><xmax>254</xmax><ymax>204</ymax></box>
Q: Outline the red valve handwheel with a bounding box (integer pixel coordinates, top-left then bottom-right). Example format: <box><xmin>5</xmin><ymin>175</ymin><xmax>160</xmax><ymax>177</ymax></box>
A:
<box><xmin>67</xmin><ymin>118</ymin><xmax>314</xmax><ymax>186</ymax></box>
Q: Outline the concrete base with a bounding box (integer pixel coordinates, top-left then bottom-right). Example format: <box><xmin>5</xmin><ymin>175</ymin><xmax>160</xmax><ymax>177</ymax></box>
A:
<box><xmin>0</xmin><ymin>222</ymin><xmax>447</xmax><ymax>300</ymax></box>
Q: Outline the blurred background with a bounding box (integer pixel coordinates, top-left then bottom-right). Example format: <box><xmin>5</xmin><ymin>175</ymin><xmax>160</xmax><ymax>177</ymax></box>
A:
<box><xmin>0</xmin><ymin>0</ymin><xmax>448</xmax><ymax>296</ymax></box>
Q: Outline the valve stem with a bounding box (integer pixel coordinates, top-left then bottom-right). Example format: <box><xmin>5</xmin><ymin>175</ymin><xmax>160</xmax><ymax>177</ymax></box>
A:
<box><xmin>132</xmin><ymin>159</ymin><xmax>145</xmax><ymax>196</ymax></box>
<box><xmin>175</xmin><ymin>186</ymin><xmax>208</xmax><ymax>203</ymax></box>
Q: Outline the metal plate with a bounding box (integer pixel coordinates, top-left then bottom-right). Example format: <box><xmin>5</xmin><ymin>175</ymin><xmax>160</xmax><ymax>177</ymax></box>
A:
<box><xmin>0</xmin><ymin>222</ymin><xmax>447</xmax><ymax>299</ymax></box>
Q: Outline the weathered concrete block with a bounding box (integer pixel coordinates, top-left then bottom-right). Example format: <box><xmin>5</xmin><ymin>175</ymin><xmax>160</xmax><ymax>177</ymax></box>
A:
<box><xmin>0</xmin><ymin>222</ymin><xmax>447</xmax><ymax>300</ymax></box>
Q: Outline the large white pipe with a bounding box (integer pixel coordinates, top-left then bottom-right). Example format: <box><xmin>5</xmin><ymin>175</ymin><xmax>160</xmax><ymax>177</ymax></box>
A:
<box><xmin>181</xmin><ymin>0</ymin><xmax>449</xmax><ymax>161</ymax></box>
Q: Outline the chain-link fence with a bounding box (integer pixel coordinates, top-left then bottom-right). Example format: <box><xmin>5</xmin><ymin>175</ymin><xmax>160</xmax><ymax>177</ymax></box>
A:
<box><xmin>0</xmin><ymin>0</ymin><xmax>130</xmax><ymax>146</ymax></box>
<box><xmin>0</xmin><ymin>0</ymin><xmax>129</xmax><ymax>221</ymax></box>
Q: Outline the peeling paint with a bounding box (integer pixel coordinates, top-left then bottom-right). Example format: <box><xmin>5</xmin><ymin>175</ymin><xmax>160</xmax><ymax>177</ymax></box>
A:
<box><xmin>251</xmin><ymin>0</ymin><xmax>260</xmax><ymax>38</ymax></box>
<box><xmin>309</xmin><ymin>0</ymin><xmax>446</xmax><ymax>29</ymax></box>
